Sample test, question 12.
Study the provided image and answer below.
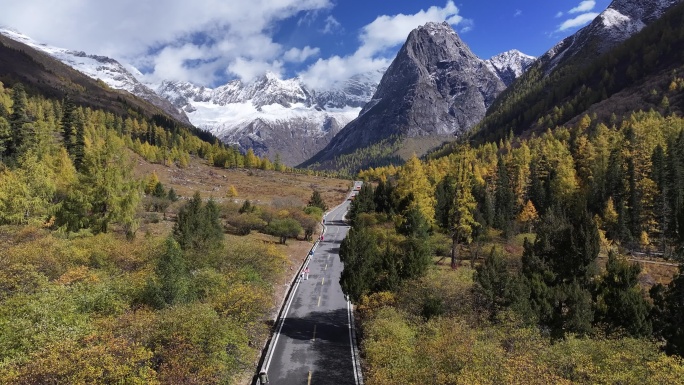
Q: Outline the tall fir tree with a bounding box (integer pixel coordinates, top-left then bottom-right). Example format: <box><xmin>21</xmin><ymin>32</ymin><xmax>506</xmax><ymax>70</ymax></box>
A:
<box><xmin>307</xmin><ymin>189</ymin><xmax>328</xmax><ymax>211</ymax></box>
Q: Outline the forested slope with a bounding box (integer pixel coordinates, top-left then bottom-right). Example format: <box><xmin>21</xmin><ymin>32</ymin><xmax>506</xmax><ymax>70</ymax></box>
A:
<box><xmin>473</xmin><ymin>1</ymin><xmax>684</xmax><ymax>144</ymax></box>
<box><xmin>0</xmin><ymin>80</ymin><xmax>346</xmax><ymax>383</ymax></box>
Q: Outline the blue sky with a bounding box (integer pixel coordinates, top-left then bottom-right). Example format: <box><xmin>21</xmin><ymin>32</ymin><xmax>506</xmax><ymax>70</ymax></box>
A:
<box><xmin>0</xmin><ymin>0</ymin><xmax>611</xmax><ymax>88</ymax></box>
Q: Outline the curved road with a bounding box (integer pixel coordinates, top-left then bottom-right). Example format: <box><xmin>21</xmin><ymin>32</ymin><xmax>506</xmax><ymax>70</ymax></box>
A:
<box><xmin>259</xmin><ymin>183</ymin><xmax>363</xmax><ymax>385</ymax></box>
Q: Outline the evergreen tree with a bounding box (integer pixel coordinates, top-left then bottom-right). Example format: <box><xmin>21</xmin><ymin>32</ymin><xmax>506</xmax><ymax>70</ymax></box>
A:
<box><xmin>434</xmin><ymin>175</ymin><xmax>455</xmax><ymax>229</ymax></box>
<box><xmin>9</xmin><ymin>83</ymin><xmax>33</xmax><ymax>157</ymax></box>
<box><xmin>173</xmin><ymin>192</ymin><xmax>224</xmax><ymax>265</ymax></box>
<box><xmin>651</xmin><ymin>266</ymin><xmax>684</xmax><ymax>356</ymax></box>
<box><xmin>0</xmin><ymin>116</ymin><xmax>10</xmax><ymax>161</ymax></box>
<box><xmin>397</xmin><ymin>206</ymin><xmax>430</xmax><ymax>279</ymax></box>
<box><xmin>146</xmin><ymin>236</ymin><xmax>191</xmax><ymax>308</ymax></box>
<box><xmin>60</xmin><ymin>95</ymin><xmax>77</xmax><ymax>155</ymax></box>
<box><xmin>595</xmin><ymin>251</ymin><xmax>652</xmax><ymax>337</ymax></box>
<box><xmin>521</xmin><ymin>202</ymin><xmax>600</xmax><ymax>337</ymax></box>
<box><xmin>167</xmin><ymin>188</ymin><xmax>179</xmax><ymax>202</ymax></box>
<box><xmin>339</xmin><ymin>226</ymin><xmax>380</xmax><ymax>302</ymax></box>
<box><xmin>307</xmin><ymin>190</ymin><xmax>328</xmax><ymax>211</ymax></box>
<box><xmin>474</xmin><ymin>248</ymin><xmax>527</xmax><ymax>321</ymax></box>
<box><xmin>373</xmin><ymin>179</ymin><xmax>396</xmax><ymax>214</ymax></box>
<box><xmin>494</xmin><ymin>155</ymin><xmax>516</xmax><ymax>236</ymax></box>
<box><xmin>348</xmin><ymin>183</ymin><xmax>375</xmax><ymax>227</ymax></box>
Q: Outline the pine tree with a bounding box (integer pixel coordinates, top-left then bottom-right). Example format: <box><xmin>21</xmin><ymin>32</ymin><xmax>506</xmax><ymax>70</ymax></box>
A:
<box><xmin>173</xmin><ymin>193</ymin><xmax>224</xmax><ymax>267</ymax></box>
<box><xmin>449</xmin><ymin>158</ymin><xmax>478</xmax><ymax>269</ymax></box>
<box><xmin>0</xmin><ymin>116</ymin><xmax>10</xmax><ymax>161</ymax></box>
<box><xmin>348</xmin><ymin>183</ymin><xmax>375</xmax><ymax>227</ymax></box>
<box><xmin>307</xmin><ymin>190</ymin><xmax>328</xmax><ymax>211</ymax></box>
<box><xmin>339</xmin><ymin>226</ymin><xmax>380</xmax><ymax>302</ymax></box>
<box><xmin>651</xmin><ymin>266</ymin><xmax>684</xmax><ymax>356</ymax></box>
<box><xmin>434</xmin><ymin>175</ymin><xmax>455</xmax><ymax>229</ymax></box>
<box><xmin>60</xmin><ymin>95</ymin><xmax>77</xmax><ymax>154</ymax></box>
<box><xmin>596</xmin><ymin>251</ymin><xmax>652</xmax><ymax>337</ymax></box>
<box><xmin>494</xmin><ymin>155</ymin><xmax>516</xmax><ymax>236</ymax></box>
<box><xmin>9</xmin><ymin>84</ymin><xmax>32</xmax><ymax>157</ymax></box>
<box><xmin>154</xmin><ymin>236</ymin><xmax>191</xmax><ymax>307</ymax></box>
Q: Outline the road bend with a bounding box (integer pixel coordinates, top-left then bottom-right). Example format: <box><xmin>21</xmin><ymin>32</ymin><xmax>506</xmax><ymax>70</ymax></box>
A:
<box><xmin>260</xmin><ymin>183</ymin><xmax>362</xmax><ymax>385</ymax></box>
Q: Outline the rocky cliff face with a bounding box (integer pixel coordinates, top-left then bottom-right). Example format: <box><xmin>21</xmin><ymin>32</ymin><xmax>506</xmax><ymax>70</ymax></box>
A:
<box><xmin>541</xmin><ymin>0</ymin><xmax>682</xmax><ymax>72</ymax></box>
<box><xmin>304</xmin><ymin>21</ymin><xmax>506</xmax><ymax>169</ymax></box>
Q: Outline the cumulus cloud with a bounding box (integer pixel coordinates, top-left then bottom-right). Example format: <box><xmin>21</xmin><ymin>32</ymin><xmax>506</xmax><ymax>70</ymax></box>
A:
<box><xmin>569</xmin><ymin>1</ymin><xmax>596</xmax><ymax>14</ymax></box>
<box><xmin>283</xmin><ymin>46</ymin><xmax>320</xmax><ymax>63</ymax></box>
<box><xmin>557</xmin><ymin>12</ymin><xmax>599</xmax><ymax>31</ymax></box>
<box><xmin>227</xmin><ymin>58</ymin><xmax>283</xmax><ymax>83</ymax></box>
<box><xmin>0</xmin><ymin>0</ymin><xmax>332</xmax><ymax>85</ymax></box>
<box><xmin>301</xmin><ymin>1</ymin><xmax>468</xmax><ymax>89</ymax></box>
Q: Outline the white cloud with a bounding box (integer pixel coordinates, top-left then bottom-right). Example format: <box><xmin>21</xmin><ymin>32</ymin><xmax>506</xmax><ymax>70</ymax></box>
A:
<box><xmin>569</xmin><ymin>1</ymin><xmax>596</xmax><ymax>14</ymax></box>
<box><xmin>556</xmin><ymin>11</ymin><xmax>564</xmax><ymax>18</ymax></box>
<box><xmin>322</xmin><ymin>15</ymin><xmax>342</xmax><ymax>34</ymax></box>
<box><xmin>283</xmin><ymin>46</ymin><xmax>320</xmax><ymax>63</ymax></box>
<box><xmin>557</xmin><ymin>12</ymin><xmax>599</xmax><ymax>31</ymax></box>
<box><xmin>0</xmin><ymin>0</ymin><xmax>332</xmax><ymax>85</ymax></box>
<box><xmin>514</xmin><ymin>9</ymin><xmax>522</xmax><ymax>17</ymax></box>
<box><xmin>356</xmin><ymin>1</ymin><xmax>463</xmax><ymax>58</ymax></box>
<box><xmin>300</xmin><ymin>1</ymin><xmax>467</xmax><ymax>89</ymax></box>
<box><xmin>228</xmin><ymin>58</ymin><xmax>283</xmax><ymax>83</ymax></box>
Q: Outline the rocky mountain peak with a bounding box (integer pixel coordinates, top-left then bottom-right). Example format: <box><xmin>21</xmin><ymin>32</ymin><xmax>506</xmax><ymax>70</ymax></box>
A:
<box><xmin>485</xmin><ymin>49</ymin><xmax>536</xmax><ymax>87</ymax></box>
<box><xmin>304</xmin><ymin>21</ymin><xmax>506</xmax><ymax>170</ymax></box>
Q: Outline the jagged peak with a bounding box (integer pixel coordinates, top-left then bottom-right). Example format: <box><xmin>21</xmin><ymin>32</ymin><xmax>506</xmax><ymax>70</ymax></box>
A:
<box><xmin>489</xmin><ymin>49</ymin><xmax>536</xmax><ymax>61</ymax></box>
<box><xmin>415</xmin><ymin>21</ymin><xmax>457</xmax><ymax>35</ymax></box>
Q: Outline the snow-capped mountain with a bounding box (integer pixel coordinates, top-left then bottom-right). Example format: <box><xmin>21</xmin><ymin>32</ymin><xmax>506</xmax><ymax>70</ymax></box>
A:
<box><xmin>542</xmin><ymin>0</ymin><xmax>682</xmax><ymax>72</ymax></box>
<box><xmin>156</xmin><ymin>71</ymin><xmax>383</xmax><ymax>166</ymax></box>
<box><xmin>0</xmin><ymin>28</ymin><xmax>189</xmax><ymax>124</ymax></box>
<box><xmin>485</xmin><ymin>50</ymin><xmax>536</xmax><ymax>87</ymax></box>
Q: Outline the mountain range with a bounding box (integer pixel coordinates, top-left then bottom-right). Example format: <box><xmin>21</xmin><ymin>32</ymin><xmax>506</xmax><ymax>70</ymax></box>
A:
<box><xmin>2</xmin><ymin>0</ymin><xmax>677</xmax><ymax>172</ymax></box>
<box><xmin>0</xmin><ymin>26</ymin><xmax>532</xmax><ymax>167</ymax></box>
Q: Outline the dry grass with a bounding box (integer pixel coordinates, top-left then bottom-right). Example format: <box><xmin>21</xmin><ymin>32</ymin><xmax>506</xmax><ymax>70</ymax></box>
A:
<box><xmin>130</xmin><ymin>151</ymin><xmax>352</xmax><ymax>208</ymax></box>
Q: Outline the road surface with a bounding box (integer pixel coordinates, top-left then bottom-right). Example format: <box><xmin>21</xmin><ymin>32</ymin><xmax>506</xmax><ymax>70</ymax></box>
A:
<box><xmin>260</xmin><ymin>183</ymin><xmax>363</xmax><ymax>385</ymax></box>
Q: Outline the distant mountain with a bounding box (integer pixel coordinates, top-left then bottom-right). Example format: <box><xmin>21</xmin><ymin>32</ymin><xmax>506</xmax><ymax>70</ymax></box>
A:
<box><xmin>475</xmin><ymin>0</ymin><xmax>684</xmax><ymax>144</ymax></box>
<box><xmin>302</xmin><ymin>21</ymin><xmax>506</xmax><ymax>172</ymax></box>
<box><xmin>0</xmin><ymin>32</ymin><xmax>204</xmax><ymax>141</ymax></box>
<box><xmin>485</xmin><ymin>50</ymin><xmax>536</xmax><ymax>87</ymax></box>
<box><xmin>156</xmin><ymin>71</ymin><xmax>382</xmax><ymax>166</ymax></box>
<box><xmin>0</xmin><ymin>28</ymin><xmax>190</xmax><ymax>125</ymax></box>
<box><xmin>540</xmin><ymin>0</ymin><xmax>681</xmax><ymax>73</ymax></box>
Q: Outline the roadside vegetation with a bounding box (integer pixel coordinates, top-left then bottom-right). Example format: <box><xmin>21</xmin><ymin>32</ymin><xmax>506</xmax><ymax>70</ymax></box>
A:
<box><xmin>0</xmin><ymin>81</ymin><xmax>347</xmax><ymax>384</ymax></box>
<box><xmin>345</xmin><ymin>109</ymin><xmax>684</xmax><ymax>384</ymax></box>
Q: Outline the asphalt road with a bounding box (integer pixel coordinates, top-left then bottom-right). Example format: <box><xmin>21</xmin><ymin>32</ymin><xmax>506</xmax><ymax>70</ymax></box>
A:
<box><xmin>260</xmin><ymin>184</ymin><xmax>362</xmax><ymax>385</ymax></box>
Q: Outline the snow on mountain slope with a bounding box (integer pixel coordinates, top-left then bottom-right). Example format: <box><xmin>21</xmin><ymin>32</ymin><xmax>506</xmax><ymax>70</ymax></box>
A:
<box><xmin>485</xmin><ymin>49</ymin><xmax>536</xmax><ymax>87</ymax></box>
<box><xmin>542</xmin><ymin>0</ymin><xmax>682</xmax><ymax>72</ymax></box>
<box><xmin>156</xmin><ymin>71</ymin><xmax>381</xmax><ymax>166</ymax></box>
<box><xmin>0</xmin><ymin>28</ymin><xmax>189</xmax><ymax>124</ymax></box>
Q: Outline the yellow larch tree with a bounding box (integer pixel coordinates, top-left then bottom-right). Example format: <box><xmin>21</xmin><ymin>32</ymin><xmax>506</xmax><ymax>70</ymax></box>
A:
<box><xmin>396</xmin><ymin>154</ymin><xmax>435</xmax><ymax>224</ymax></box>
